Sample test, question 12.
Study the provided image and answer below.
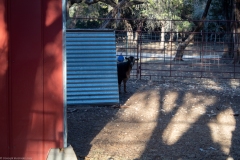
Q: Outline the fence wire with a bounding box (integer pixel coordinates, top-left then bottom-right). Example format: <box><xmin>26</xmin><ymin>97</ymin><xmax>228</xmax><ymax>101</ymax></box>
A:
<box><xmin>68</xmin><ymin>18</ymin><xmax>240</xmax><ymax>80</ymax></box>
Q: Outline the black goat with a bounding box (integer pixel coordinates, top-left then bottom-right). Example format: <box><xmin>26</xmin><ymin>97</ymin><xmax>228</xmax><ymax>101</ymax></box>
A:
<box><xmin>117</xmin><ymin>56</ymin><xmax>138</xmax><ymax>93</ymax></box>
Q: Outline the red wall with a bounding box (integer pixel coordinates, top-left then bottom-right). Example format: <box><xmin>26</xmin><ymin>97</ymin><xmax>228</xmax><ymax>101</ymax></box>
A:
<box><xmin>0</xmin><ymin>0</ymin><xmax>9</xmax><ymax>156</ymax></box>
<box><xmin>0</xmin><ymin>0</ymin><xmax>64</xmax><ymax>159</ymax></box>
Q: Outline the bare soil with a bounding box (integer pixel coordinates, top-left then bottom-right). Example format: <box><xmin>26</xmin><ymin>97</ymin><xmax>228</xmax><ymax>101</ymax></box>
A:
<box><xmin>67</xmin><ymin>77</ymin><xmax>240</xmax><ymax>160</ymax></box>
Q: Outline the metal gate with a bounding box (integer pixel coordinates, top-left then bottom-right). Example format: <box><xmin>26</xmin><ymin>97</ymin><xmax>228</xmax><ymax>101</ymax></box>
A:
<box><xmin>66</xmin><ymin>30</ymin><xmax>119</xmax><ymax>105</ymax></box>
<box><xmin>115</xmin><ymin>28</ymin><xmax>240</xmax><ymax>80</ymax></box>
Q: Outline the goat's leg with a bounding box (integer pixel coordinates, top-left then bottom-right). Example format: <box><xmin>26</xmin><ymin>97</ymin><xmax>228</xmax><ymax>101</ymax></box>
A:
<box><xmin>118</xmin><ymin>80</ymin><xmax>122</xmax><ymax>93</ymax></box>
<box><xmin>118</xmin><ymin>78</ymin><xmax>122</xmax><ymax>93</ymax></box>
<box><xmin>123</xmin><ymin>78</ymin><xmax>127</xmax><ymax>93</ymax></box>
<box><xmin>118</xmin><ymin>83</ymin><xmax>121</xmax><ymax>93</ymax></box>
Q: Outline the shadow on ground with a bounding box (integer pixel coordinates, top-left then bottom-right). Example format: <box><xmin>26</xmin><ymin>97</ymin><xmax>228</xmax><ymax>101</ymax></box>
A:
<box><xmin>67</xmin><ymin>86</ymin><xmax>137</xmax><ymax>159</ymax></box>
<box><xmin>68</xmin><ymin>78</ymin><xmax>240</xmax><ymax>159</ymax></box>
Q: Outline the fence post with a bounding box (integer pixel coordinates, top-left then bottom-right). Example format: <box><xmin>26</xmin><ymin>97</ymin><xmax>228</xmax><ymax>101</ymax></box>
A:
<box><xmin>136</xmin><ymin>26</ymin><xmax>142</xmax><ymax>79</ymax></box>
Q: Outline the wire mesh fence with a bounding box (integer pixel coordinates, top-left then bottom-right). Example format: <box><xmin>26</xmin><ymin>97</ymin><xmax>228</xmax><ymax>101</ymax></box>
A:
<box><xmin>67</xmin><ymin>18</ymin><xmax>240</xmax><ymax>80</ymax></box>
<box><xmin>113</xmin><ymin>19</ymin><xmax>240</xmax><ymax>80</ymax></box>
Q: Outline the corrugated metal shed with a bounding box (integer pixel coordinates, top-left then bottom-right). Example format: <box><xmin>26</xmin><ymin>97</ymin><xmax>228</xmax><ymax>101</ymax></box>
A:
<box><xmin>66</xmin><ymin>30</ymin><xmax>119</xmax><ymax>105</ymax></box>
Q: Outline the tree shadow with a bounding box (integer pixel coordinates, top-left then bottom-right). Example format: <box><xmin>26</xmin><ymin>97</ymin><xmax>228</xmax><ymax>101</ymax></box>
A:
<box><xmin>139</xmin><ymin>78</ymin><xmax>240</xmax><ymax>159</ymax></box>
<box><xmin>0</xmin><ymin>0</ymin><xmax>64</xmax><ymax>158</ymax></box>
<box><xmin>67</xmin><ymin>81</ymin><xmax>137</xmax><ymax>158</ymax></box>
<box><xmin>67</xmin><ymin>77</ymin><xmax>240</xmax><ymax>159</ymax></box>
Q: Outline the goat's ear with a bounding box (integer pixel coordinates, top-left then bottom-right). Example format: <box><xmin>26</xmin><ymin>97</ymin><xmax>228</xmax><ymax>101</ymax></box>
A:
<box><xmin>125</xmin><ymin>57</ymin><xmax>129</xmax><ymax>60</ymax></box>
<box><xmin>135</xmin><ymin>58</ymin><xmax>139</xmax><ymax>61</ymax></box>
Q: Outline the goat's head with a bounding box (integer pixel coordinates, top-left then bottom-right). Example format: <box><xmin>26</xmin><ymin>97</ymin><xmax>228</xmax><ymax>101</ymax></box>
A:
<box><xmin>125</xmin><ymin>56</ymin><xmax>139</xmax><ymax>67</ymax></box>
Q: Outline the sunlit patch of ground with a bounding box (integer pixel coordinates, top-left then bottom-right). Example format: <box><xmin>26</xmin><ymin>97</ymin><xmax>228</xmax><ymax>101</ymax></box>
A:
<box><xmin>68</xmin><ymin>78</ymin><xmax>240</xmax><ymax>159</ymax></box>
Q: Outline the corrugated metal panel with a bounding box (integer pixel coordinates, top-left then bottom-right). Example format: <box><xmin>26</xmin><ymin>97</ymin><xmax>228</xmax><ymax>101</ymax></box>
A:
<box><xmin>66</xmin><ymin>30</ymin><xmax>119</xmax><ymax>105</ymax></box>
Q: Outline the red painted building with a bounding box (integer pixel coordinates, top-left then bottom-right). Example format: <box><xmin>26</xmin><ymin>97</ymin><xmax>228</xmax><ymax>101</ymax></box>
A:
<box><xmin>0</xmin><ymin>0</ymin><xmax>64</xmax><ymax>159</ymax></box>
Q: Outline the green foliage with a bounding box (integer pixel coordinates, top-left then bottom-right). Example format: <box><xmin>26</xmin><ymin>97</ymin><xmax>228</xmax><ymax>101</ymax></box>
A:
<box><xmin>176</xmin><ymin>21</ymin><xmax>194</xmax><ymax>32</ymax></box>
<box><xmin>67</xmin><ymin>0</ymin><xmax>230</xmax><ymax>32</ymax></box>
<box><xmin>67</xmin><ymin>2</ymin><xmax>108</xmax><ymax>28</ymax></box>
<box><xmin>76</xmin><ymin>19</ymin><xmax>101</xmax><ymax>28</ymax></box>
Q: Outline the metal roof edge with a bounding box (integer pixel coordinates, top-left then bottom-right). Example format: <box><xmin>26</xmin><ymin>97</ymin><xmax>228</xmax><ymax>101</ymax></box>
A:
<box><xmin>66</xmin><ymin>29</ymin><xmax>115</xmax><ymax>32</ymax></box>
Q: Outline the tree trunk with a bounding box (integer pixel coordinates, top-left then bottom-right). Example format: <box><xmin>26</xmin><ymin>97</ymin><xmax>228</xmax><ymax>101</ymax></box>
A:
<box><xmin>174</xmin><ymin>0</ymin><xmax>212</xmax><ymax>61</ymax></box>
<box><xmin>125</xmin><ymin>20</ymin><xmax>134</xmax><ymax>43</ymax></box>
<box><xmin>222</xmin><ymin>0</ymin><xmax>234</xmax><ymax>59</ymax></box>
<box><xmin>233</xmin><ymin>0</ymin><xmax>240</xmax><ymax>63</ymax></box>
<box><xmin>160</xmin><ymin>25</ymin><xmax>165</xmax><ymax>48</ymax></box>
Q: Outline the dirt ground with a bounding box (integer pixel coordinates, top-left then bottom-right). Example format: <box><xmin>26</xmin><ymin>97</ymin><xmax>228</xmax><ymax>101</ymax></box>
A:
<box><xmin>67</xmin><ymin>77</ymin><xmax>240</xmax><ymax>160</ymax></box>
